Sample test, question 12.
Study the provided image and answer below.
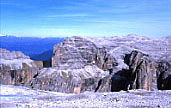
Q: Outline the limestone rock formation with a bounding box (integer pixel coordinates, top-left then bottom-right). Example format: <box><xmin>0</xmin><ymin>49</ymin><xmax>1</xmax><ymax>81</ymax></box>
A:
<box><xmin>28</xmin><ymin>35</ymin><xmax>171</xmax><ymax>92</ymax></box>
<box><xmin>27</xmin><ymin>37</ymin><xmax>119</xmax><ymax>93</ymax></box>
<box><xmin>52</xmin><ymin>36</ymin><xmax>118</xmax><ymax>71</ymax></box>
<box><xmin>0</xmin><ymin>48</ymin><xmax>36</xmax><ymax>70</ymax></box>
<box><xmin>0</xmin><ymin>48</ymin><xmax>38</xmax><ymax>85</ymax></box>
<box><xmin>111</xmin><ymin>50</ymin><xmax>157</xmax><ymax>91</ymax></box>
<box><xmin>27</xmin><ymin>65</ymin><xmax>110</xmax><ymax>93</ymax></box>
<box><xmin>89</xmin><ymin>34</ymin><xmax>171</xmax><ymax>61</ymax></box>
<box><xmin>2</xmin><ymin>35</ymin><xmax>171</xmax><ymax>92</ymax></box>
<box><xmin>125</xmin><ymin>50</ymin><xmax>157</xmax><ymax>90</ymax></box>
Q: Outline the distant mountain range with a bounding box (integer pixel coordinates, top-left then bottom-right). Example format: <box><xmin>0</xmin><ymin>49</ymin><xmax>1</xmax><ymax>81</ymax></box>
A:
<box><xmin>29</xmin><ymin>50</ymin><xmax>53</xmax><ymax>61</ymax></box>
<box><xmin>0</xmin><ymin>35</ymin><xmax>65</xmax><ymax>61</ymax></box>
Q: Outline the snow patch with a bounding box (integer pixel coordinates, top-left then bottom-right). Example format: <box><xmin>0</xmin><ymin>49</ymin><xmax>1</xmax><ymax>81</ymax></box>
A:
<box><xmin>0</xmin><ymin>58</ymin><xmax>34</xmax><ymax>69</ymax></box>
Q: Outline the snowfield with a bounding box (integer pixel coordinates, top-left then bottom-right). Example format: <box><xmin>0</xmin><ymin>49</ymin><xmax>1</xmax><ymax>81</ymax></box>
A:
<box><xmin>0</xmin><ymin>85</ymin><xmax>171</xmax><ymax>108</ymax></box>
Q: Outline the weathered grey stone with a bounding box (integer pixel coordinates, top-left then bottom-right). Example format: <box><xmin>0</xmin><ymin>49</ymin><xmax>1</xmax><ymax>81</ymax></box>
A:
<box><xmin>111</xmin><ymin>50</ymin><xmax>157</xmax><ymax>91</ymax></box>
<box><xmin>52</xmin><ymin>36</ymin><xmax>118</xmax><ymax>71</ymax></box>
<box><xmin>2</xmin><ymin>35</ymin><xmax>171</xmax><ymax>93</ymax></box>
<box><xmin>126</xmin><ymin>50</ymin><xmax>157</xmax><ymax>90</ymax></box>
<box><xmin>27</xmin><ymin>36</ymin><xmax>119</xmax><ymax>93</ymax></box>
<box><xmin>0</xmin><ymin>48</ymin><xmax>30</xmax><ymax>60</ymax></box>
<box><xmin>28</xmin><ymin>35</ymin><xmax>171</xmax><ymax>92</ymax></box>
<box><xmin>0</xmin><ymin>68</ymin><xmax>38</xmax><ymax>85</ymax></box>
<box><xmin>0</xmin><ymin>48</ymin><xmax>38</xmax><ymax>85</ymax></box>
<box><xmin>27</xmin><ymin>65</ymin><xmax>111</xmax><ymax>93</ymax></box>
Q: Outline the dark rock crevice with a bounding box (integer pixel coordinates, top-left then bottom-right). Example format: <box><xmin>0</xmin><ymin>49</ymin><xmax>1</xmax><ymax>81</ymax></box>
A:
<box><xmin>43</xmin><ymin>59</ymin><xmax>52</xmax><ymax>67</ymax></box>
<box><xmin>111</xmin><ymin>69</ymin><xmax>131</xmax><ymax>92</ymax></box>
<box><xmin>95</xmin><ymin>79</ymin><xmax>102</xmax><ymax>92</ymax></box>
<box><xmin>111</xmin><ymin>50</ymin><xmax>157</xmax><ymax>91</ymax></box>
<box><xmin>157</xmin><ymin>61</ymin><xmax>171</xmax><ymax>90</ymax></box>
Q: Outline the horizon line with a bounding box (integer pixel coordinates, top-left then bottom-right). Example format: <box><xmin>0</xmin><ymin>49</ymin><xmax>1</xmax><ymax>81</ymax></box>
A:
<box><xmin>1</xmin><ymin>33</ymin><xmax>170</xmax><ymax>39</ymax></box>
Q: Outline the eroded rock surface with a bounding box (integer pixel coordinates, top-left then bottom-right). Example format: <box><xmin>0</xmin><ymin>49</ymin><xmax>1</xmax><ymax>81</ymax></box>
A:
<box><xmin>28</xmin><ymin>35</ymin><xmax>171</xmax><ymax>92</ymax></box>
<box><xmin>27</xmin><ymin>65</ymin><xmax>110</xmax><ymax>93</ymax></box>
<box><xmin>52</xmin><ymin>36</ymin><xmax>118</xmax><ymax>70</ymax></box>
<box><xmin>0</xmin><ymin>48</ymin><xmax>38</xmax><ymax>85</ymax></box>
<box><xmin>1</xmin><ymin>35</ymin><xmax>171</xmax><ymax>92</ymax></box>
<box><xmin>125</xmin><ymin>50</ymin><xmax>157</xmax><ymax>90</ymax></box>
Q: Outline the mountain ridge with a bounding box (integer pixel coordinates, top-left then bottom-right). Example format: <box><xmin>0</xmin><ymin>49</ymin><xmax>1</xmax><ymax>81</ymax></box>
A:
<box><xmin>0</xmin><ymin>36</ymin><xmax>65</xmax><ymax>61</ymax></box>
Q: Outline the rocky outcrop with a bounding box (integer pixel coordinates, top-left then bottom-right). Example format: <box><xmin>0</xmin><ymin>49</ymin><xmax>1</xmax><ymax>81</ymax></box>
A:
<box><xmin>52</xmin><ymin>36</ymin><xmax>118</xmax><ymax>71</ymax></box>
<box><xmin>0</xmin><ymin>68</ymin><xmax>37</xmax><ymax>85</ymax></box>
<box><xmin>0</xmin><ymin>48</ymin><xmax>36</xmax><ymax>70</ymax></box>
<box><xmin>111</xmin><ymin>50</ymin><xmax>157</xmax><ymax>91</ymax></box>
<box><xmin>89</xmin><ymin>34</ymin><xmax>171</xmax><ymax>61</ymax></box>
<box><xmin>125</xmin><ymin>50</ymin><xmax>157</xmax><ymax>90</ymax></box>
<box><xmin>27</xmin><ymin>65</ymin><xmax>110</xmax><ymax>93</ymax></box>
<box><xmin>27</xmin><ymin>37</ymin><xmax>119</xmax><ymax>93</ymax></box>
<box><xmin>27</xmin><ymin>35</ymin><xmax>171</xmax><ymax>93</ymax></box>
<box><xmin>0</xmin><ymin>48</ymin><xmax>38</xmax><ymax>85</ymax></box>
<box><xmin>2</xmin><ymin>35</ymin><xmax>171</xmax><ymax>93</ymax></box>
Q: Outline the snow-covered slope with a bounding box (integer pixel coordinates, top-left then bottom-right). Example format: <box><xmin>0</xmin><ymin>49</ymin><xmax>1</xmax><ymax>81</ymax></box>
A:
<box><xmin>0</xmin><ymin>84</ymin><xmax>171</xmax><ymax>108</ymax></box>
<box><xmin>0</xmin><ymin>48</ymin><xmax>36</xmax><ymax>69</ymax></box>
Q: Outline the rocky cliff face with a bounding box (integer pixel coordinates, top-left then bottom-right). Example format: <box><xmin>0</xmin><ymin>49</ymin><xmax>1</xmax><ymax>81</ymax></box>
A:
<box><xmin>52</xmin><ymin>36</ymin><xmax>118</xmax><ymax>70</ymax></box>
<box><xmin>89</xmin><ymin>35</ymin><xmax>171</xmax><ymax>91</ymax></box>
<box><xmin>0</xmin><ymin>48</ymin><xmax>38</xmax><ymax>85</ymax></box>
<box><xmin>1</xmin><ymin>35</ymin><xmax>171</xmax><ymax>93</ymax></box>
<box><xmin>28</xmin><ymin>35</ymin><xmax>171</xmax><ymax>93</ymax></box>
<box><xmin>27</xmin><ymin>65</ymin><xmax>110</xmax><ymax>93</ymax></box>
<box><xmin>28</xmin><ymin>37</ymin><xmax>118</xmax><ymax>93</ymax></box>
<box><xmin>125</xmin><ymin>50</ymin><xmax>157</xmax><ymax>90</ymax></box>
<box><xmin>111</xmin><ymin>50</ymin><xmax>157</xmax><ymax>91</ymax></box>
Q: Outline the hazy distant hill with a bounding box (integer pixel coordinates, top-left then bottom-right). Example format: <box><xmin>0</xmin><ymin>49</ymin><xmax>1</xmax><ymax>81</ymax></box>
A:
<box><xmin>0</xmin><ymin>35</ymin><xmax>65</xmax><ymax>61</ymax></box>
<box><xmin>29</xmin><ymin>50</ymin><xmax>53</xmax><ymax>61</ymax></box>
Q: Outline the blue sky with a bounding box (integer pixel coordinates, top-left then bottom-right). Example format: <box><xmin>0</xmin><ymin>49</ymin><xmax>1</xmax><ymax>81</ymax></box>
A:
<box><xmin>0</xmin><ymin>0</ymin><xmax>171</xmax><ymax>38</ymax></box>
